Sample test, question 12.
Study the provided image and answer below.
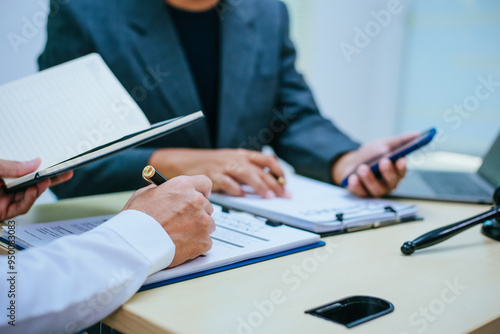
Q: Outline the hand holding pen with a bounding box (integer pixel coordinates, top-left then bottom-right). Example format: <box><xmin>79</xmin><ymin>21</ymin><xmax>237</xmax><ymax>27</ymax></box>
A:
<box><xmin>124</xmin><ymin>166</ymin><xmax>215</xmax><ymax>268</ymax></box>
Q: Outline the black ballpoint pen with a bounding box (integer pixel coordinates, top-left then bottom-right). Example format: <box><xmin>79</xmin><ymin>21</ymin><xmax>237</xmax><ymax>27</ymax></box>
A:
<box><xmin>142</xmin><ymin>165</ymin><xmax>168</xmax><ymax>185</ymax></box>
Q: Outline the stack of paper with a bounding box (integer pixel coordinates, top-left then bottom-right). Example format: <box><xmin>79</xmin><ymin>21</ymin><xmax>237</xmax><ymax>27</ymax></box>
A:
<box><xmin>210</xmin><ymin>174</ymin><xmax>419</xmax><ymax>234</ymax></box>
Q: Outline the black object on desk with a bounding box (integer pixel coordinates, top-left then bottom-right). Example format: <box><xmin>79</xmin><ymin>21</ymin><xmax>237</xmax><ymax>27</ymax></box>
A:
<box><xmin>305</xmin><ymin>296</ymin><xmax>394</xmax><ymax>328</ymax></box>
<box><xmin>401</xmin><ymin>185</ymin><xmax>500</xmax><ymax>255</ymax></box>
<box><xmin>142</xmin><ymin>165</ymin><xmax>168</xmax><ymax>185</ymax></box>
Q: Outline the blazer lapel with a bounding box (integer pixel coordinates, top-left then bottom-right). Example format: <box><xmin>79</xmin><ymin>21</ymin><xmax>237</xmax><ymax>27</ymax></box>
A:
<box><xmin>128</xmin><ymin>0</ymin><xmax>211</xmax><ymax>147</ymax></box>
<box><xmin>217</xmin><ymin>1</ymin><xmax>258</xmax><ymax>147</ymax></box>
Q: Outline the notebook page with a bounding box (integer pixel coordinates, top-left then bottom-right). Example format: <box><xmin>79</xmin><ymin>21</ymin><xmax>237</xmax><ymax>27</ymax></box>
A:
<box><xmin>0</xmin><ymin>54</ymin><xmax>150</xmax><ymax>174</ymax></box>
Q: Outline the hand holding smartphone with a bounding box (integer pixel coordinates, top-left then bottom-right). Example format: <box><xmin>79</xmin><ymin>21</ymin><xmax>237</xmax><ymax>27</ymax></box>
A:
<box><xmin>340</xmin><ymin>128</ymin><xmax>436</xmax><ymax>188</ymax></box>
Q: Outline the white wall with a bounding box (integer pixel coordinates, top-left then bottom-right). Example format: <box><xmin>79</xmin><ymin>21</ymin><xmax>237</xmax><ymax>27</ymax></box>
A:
<box><xmin>1</xmin><ymin>0</ymin><xmax>55</xmax><ymax>203</ymax></box>
<box><xmin>2</xmin><ymin>0</ymin><xmax>499</xmax><ymax>156</ymax></box>
<box><xmin>0</xmin><ymin>0</ymin><xmax>49</xmax><ymax>85</ymax></box>
<box><xmin>397</xmin><ymin>0</ymin><xmax>500</xmax><ymax>156</ymax></box>
<box><xmin>283</xmin><ymin>0</ymin><xmax>500</xmax><ymax>156</ymax></box>
<box><xmin>283</xmin><ymin>0</ymin><xmax>409</xmax><ymax>143</ymax></box>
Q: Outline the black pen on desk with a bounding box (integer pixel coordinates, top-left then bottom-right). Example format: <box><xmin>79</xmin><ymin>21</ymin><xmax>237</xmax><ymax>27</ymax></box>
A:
<box><xmin>142</xmin><ymin>165</ymin><xmax>168</xmax><ymax>185</ymax></box>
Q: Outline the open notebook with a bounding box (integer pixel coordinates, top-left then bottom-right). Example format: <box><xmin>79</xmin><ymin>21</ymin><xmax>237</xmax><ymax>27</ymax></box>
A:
<box><xmin>210</xmin><ymin>174</ymin><xmax>419</xmax><ymax>235</ymax></box>
<box><xmin>0</xmin><ymin>53</ymin><xmax>203</xmax><ymax>192</ymax></box>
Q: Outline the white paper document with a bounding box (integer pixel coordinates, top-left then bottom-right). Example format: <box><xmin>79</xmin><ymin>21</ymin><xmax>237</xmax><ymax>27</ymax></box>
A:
<box><xmin>144</xmin><ymin>206</ymin><xmax>320</xmax><ymax>286</ymax></box>
<box><xmin>1</xmin><ymin>215</ymin><xmax>113</xmax><ymax>249</ymax></box>
<box><xmin>210</xmin><ymin>174</ymin><xmax>419</xmax><ymax>234</ymax></box>
<box><xmin>2</xmin><ymin>205</ymin><xmax>321</xmax><ymax>287</ymax></box>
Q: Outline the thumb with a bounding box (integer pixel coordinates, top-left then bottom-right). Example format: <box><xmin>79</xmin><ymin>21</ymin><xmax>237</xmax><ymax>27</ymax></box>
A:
<box><xmin>0</xmin><ymin>158</ymin><xmax>41</xmax><ymax>178</ymax></box>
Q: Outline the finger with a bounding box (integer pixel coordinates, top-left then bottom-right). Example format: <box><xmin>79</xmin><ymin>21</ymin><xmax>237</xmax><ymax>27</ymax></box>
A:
<box><xmin>190</xmin><ymin>175</ymin><xmax>213</xmax><ymax>199</ymax></box>
<box><xmin>14</xmin><ymin>190</ymin><xmax>25</xmax><ymax>203</ymax></box>
<box><xmin>258</xmin><ymin>169</ymin><xmax>286</xmax><ymax>197</ymax></box>
<box><xmin>247</xmin><ymin>152</ymin><xmax>285</xmax><ymax>179</ymax></box>
<box><xmin>204</xmin><ymin>200</ymin><xmax>214</xmax><ymax>216</ymax></box>
<box><xmin>35</xmin><ymin>179</ymin><xmax>51</xmax><ymax>196</ymax></box>
<box><xmin>9</xmin><ymin>186</ymin><xmax>38</xmax><ymax>217</ymax></box>
<box><xmin>346</xmin><ymin>174</ymin><xmax>369</xmax><ymax>197</ymax></box>
<box><xmin>0</xmin><ymin>158</ymin><xmax>41</xmax><ymax>178</ymax></box>
<box><xmin>356</xmin><ymin>164</ymin><xmax>388</xmax><ymax>197</ymax></box>
<box><xmin>395</xmin><ymin>158</ymin><xmax>407</xmax><ymax>178</ymax></box>
<box><xmin>49</xmin><ymin>171</ymin><xmax>73</xmax><ymax>186</ymax></box>
<box><xmin>228</xmin><ymin>166</ymin><xmax>275</xmax><ymax>199</ymax></box>
<box><xmin>212</xmin><ymin>173</ymin><xmax>243</xmax><ymax>196</ymax></box>
<box><xmin>0</xmin><ymin>192</ymin><xmax>14</xmax><ymax>219</ymax></box>
<box><xmin>378</xmin><ymin>158</ymin><xmax>399</xmax><ymax>190</ymax></box>
<box><xmin>206</xmin><ymin>215</ymin><xmax>216</xmax><ymax>234</ymax></box>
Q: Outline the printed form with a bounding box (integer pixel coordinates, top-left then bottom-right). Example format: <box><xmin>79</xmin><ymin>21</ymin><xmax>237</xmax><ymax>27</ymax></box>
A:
<box><xmin>2</xmin><ymin>205</ymin><xmax>320</xmax><ymax>286</ymax></box>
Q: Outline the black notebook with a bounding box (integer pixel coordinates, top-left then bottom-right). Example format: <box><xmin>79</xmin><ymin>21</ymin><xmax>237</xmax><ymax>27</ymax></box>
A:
<box><xmin>0</xmin><ymin>53</ymin><xmax>204</xmax><ymax>192</ymax></box>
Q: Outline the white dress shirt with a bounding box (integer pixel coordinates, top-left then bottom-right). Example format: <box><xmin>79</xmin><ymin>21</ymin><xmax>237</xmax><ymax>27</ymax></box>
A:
<box><xmin>0</xmin><ymin>210</ymin><xmax>175</xmax><ymax>334</ymax></box>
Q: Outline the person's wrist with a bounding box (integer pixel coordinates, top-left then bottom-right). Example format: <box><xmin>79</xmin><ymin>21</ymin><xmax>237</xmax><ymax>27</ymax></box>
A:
<box><xmin>106</xmin><ymin>210</ymin><xmax>175</xmax><ymax>273</ymax></box>
<box><xmin>331</xmin><ymin>151</ymin><xmax>355</xmax><ymax>185</ymax></box>
<box><xmin>148</xmin><ymin>148</ymin><xmax>180</xmax><ymax>179</ymax></box>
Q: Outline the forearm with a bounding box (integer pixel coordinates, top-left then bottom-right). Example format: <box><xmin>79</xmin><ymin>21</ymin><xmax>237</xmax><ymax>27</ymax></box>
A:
<box><xmin>275</xmin><ymin>113</ymin><xmax>359</xmax><ymax>183</ymax></box>
<box><xmin>148</xmin><ymin>147</ymin><xmax>214</xmax><ymax>179</ymax></box>
<box><xmin>0</xmin><ymin>210</ymin><xmax>174</xmax><ymax>334</ymax></box>
<box><xmin>272</xmin><ymin>2</ymin><xmax>359</xmax><ymax>183</ymax></box>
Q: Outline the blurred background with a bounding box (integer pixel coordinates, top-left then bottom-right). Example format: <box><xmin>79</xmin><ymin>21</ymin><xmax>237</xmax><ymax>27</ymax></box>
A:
<box><xmin>1</xmin><ymin>0</ymin><xmax>500</xmax><ymax>158</ymax></box>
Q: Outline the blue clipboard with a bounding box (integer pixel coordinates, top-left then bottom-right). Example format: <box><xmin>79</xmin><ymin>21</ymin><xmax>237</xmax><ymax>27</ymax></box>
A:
<box><xmin>139</xmin><ymin>241</ymin><xmax>325</xmax><ymax>291</ymax></box>
<box><xmin>0</xmin><ymin>237</ymin><xmax>325</xmax><ymax>292</ymax></box>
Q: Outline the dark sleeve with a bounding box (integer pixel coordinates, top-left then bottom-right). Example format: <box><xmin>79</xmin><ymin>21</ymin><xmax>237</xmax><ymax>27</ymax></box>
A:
<box><xmin>50</xmin><ymin>148</ymin><xmax>155</xmax><ymax>198</ymax></box>
<box><xmin>39</xmin><ymin>1</ymin><xmax>155</xmax><ymax>198</ymax></box>
<box><xmin>272</xmin><ymin>2</ymin><xmax>360</xmax><ymax>183</ymax></box>
<box><xmin>38</xmin><ymin>0</ymin><xmax>93</xmax><ymax>70</ymax></box>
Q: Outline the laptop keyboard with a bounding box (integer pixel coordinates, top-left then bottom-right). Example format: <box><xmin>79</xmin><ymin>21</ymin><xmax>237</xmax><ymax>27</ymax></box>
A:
<box><xmin>420</xmin><ymin>171</ymin><xmax>492</xmax><ymax>197</ymax></box>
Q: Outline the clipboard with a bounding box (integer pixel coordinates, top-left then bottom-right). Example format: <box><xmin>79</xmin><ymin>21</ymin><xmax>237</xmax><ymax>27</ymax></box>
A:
<box><xmin>210</xmin><ymin>174</ymin><xmax>420</xmax><ymax>236</ymax></box>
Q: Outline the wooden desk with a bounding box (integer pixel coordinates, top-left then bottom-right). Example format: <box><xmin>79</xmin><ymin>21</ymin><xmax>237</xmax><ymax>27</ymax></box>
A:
<box><xmin>12</xmin><ymin>192</ymin><xmax>500</xmax><ymax>334</ymax></box>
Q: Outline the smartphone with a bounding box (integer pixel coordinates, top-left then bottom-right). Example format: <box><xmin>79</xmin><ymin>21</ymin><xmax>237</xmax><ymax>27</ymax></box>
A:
<box><xmin>305</xmin><ymin>295</ymin><xmax>394</xmax><ymax>328</ymax></box>
<box><xmin>340</xmin><ymin>128</ymin><xmax>436</xmax><ymax>187</ymax></box>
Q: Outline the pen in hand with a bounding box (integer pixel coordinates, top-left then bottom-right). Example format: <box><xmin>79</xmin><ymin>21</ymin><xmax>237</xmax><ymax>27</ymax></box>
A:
<box><xmin>274</xmin><ymin>174</ymin><xmax>286</xmax><ymax>186</ymax></box>
<box><xmin>263</xmin><ymin>166</ymin><xmax>286</xmax><ymax>186</ymax></box>
<box><xmin>142</xmin><ymin>165</ymin><xmax>168</xmax><ymax>185</ymax></box>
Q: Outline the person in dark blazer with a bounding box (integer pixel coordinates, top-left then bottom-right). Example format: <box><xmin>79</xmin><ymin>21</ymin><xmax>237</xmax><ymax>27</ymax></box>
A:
<box><xmin>40</xmin><ymin>0</ymin><xmax>417</xmax><ymax>199</ymax></box>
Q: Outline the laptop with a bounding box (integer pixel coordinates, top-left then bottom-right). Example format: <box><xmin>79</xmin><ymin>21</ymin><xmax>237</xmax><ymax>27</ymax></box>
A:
<box><xmin>391</xmin><ymin>132</ymin><xmax>500</xmax><ymax>204</ymax></box>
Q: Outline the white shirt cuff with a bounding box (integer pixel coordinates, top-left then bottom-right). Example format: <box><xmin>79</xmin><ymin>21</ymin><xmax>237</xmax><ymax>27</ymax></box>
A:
<box><xmin>102</xmin><ymin>210</ymin><xmax>175</xmax><ymax>275</ymax></box>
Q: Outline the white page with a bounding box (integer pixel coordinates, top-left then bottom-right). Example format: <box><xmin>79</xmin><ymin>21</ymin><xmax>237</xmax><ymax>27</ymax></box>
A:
<box><xmin>143</xmin><ymin>206</ymin><xmax>320</xmax><ymax>285</ymax></box>
<box><xmin>0</xmin><ymin>54</ymin><xmax>150</xmax><ymax>176</ymax></box>
<box><xmin>210</xmin><ymin>174</ymin><xmax>418</xmax><ymax>233</ymax></box>
<box><xmin>3</xmin><ymin>205</ymin><xmax>320</xmax><ymax>286</ymax></box>
<box><xmin>1</xmin><ymin>215</ymin><xmax>113</xmax><ymax>249</ymax></box>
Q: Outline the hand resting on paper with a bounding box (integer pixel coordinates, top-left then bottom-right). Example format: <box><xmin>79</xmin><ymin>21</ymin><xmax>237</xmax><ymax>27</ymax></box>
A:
<box><xmin>149</xmin><ymin>148</ymin><xmax>290</xmax><ymax>199</ymax></box>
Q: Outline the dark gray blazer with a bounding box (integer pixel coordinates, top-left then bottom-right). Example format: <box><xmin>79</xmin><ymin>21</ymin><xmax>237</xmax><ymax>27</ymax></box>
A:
<box><xmin>40</xmin><ymin>0</ymin><xmax>359</xmax><ymax>198</ymax></box>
